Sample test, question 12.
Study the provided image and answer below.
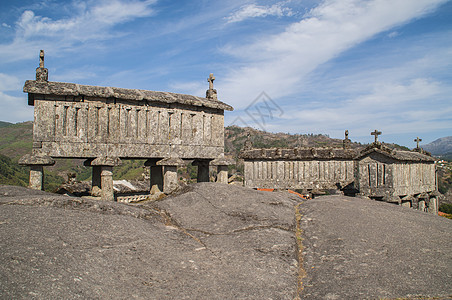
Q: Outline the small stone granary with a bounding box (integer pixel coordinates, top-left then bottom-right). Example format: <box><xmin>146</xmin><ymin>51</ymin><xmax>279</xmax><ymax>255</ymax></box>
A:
<box><xmin>20</xmin><ymin>50</ymin><xmax>233</xmax><ymax>200</ymax></box>
<box><xmin>239</xmin><ymin>146</ymin><xmax>357</xmax><ymax>192</ymax></box>
<box><xmin>355</xmin><ymin>131</ymin><xmax>439</xmax><ymax>213</ymax></box>
<box><xmin>240</xmin><ymin>130</ymin><xmax>439</xmax><ymax>214</ymax></box>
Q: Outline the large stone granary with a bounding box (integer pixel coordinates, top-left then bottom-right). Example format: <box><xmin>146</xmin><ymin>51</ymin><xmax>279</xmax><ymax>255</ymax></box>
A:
<box><xmin>20</xmin><ymin>50</ymin><xmax>233</xmax><ymax>200</ymax></box>
<box><xmin>240</xmin><ymin>131</ymin><xmax>440</xmax><ymax>214</ymax></box>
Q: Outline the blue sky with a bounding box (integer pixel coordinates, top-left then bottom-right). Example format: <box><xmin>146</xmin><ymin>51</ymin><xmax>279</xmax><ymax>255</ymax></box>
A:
<box><xmin>0</xmin><ymin>0</ymin><xmax>451</xmax><ymax>148</ymax></box>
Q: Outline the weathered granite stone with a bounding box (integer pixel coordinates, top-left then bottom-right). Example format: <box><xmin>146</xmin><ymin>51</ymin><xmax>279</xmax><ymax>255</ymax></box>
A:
<box><xmin>91</xmin><ymin>157</ymin><xmax>122</xmax><ymax>166</ymax></box>
<box><xmin>211</xmin><ymin>157</ymin><xmax>235</xmax><ymax>184</ymax></box>
<box><xmin>101</xmin><ymin>166</ymin><xmax>114</xmax><ymax>201</ymax></box>
<box><xmin>239</xmin><ymin>147</ymin><xmax>358</xmax><ymax>190</ymax></box>
<box><xmin>18</xmin><ymin>154</ymin><xmax>55</xmax><ymax>166</ymax></box>
<box><xmin>35</xmin><ymin>50</ymin><xmax>48</xmax><ymax>82</ymax></box>
<box><xmin>156</xmin><ymin>158</ymin><xmax>185</xmax><ymax>194</ymax></box>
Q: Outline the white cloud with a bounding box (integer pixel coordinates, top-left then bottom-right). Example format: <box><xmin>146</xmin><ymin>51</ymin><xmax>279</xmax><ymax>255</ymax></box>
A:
<box><xmin>226</xmin><ymin>2</ymin><xmax>293</xmax><ymax>23</ymax></box>
<box><xmin>0</xmin><ymin>73</ymin><xmax>21</xmax><ymax>92</ymax></box>
<box><xmin>2</xmin><ymin>23</ymin><xmax>11</xmax><ymax>28</ymax></box>
<box><xmin>0</xmin><ymin>0</ymin><xmax>156</xmax><ymax>63</ymax></box>
<box><xmin>0</xmin><ymin>73</ymin><xmax>31</xmax><ymax>122</ymax></box>
<box><xmin>387</xmin><ymin>31</ymin><xmax>399</xmax><ymax>38</ymax></box>
<box><xmin>16</xmin><ymin>0</ymin><xmax>155</xmax><ymax>40</ymax></box>
<box><xmin>273</xmin><ymin>77</ymin><xmax>451</xmax><ymax>138</ymax></box>
<box><xmin>219</xmin><ymin>0</ymin><xmax>448</xmax><ymax>107</ymax></box>
<box><xmin>0</xmin><ymin>91</ymin><xmax>33</xmax><ymax>122</ymax></box>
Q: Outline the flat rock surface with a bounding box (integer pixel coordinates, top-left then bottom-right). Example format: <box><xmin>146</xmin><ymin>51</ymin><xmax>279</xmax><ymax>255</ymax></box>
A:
<box><xmin>0</xmin><ymin>183</ymin><xmax>299</xmax><ymax>299</ymax></box>
<box><xmin>1</xmin><ymin>184</ymin><xmax>451</xmax><ymax>299</ymax></box>
<box><xmin>299</xmin><ymin>195</ymin><xmax>452</xmax><ymax>299</ymax></box>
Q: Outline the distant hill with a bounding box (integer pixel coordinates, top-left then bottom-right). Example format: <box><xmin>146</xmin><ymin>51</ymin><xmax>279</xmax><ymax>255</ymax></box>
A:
<box><xmin>423</xmin><ymin>136</ymin><xmax>452</xmax><ymax>160</ymax></box>
<box><xmin>0</xmin><ymin>121</ymin><xmax>13</xmax><ymax>128</ymax></box>
<box><xmin>224</xmin><ymin>125</ymin><xmax>362</xmax><ymax>157</ymax></box>
<box><xmin>0</xmin><ymin>121</ymin><xmax>33</xmax><ymax>160</ymax></box>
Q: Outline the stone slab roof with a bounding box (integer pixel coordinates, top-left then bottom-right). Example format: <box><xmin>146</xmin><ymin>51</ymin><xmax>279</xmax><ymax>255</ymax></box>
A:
<box><xmin>357</xmin><ymin>143</ymin><xmax>436</xmax><ymax>162</ymax></box>
<box><xmin>358</xmin><ymin>148</ymin><xmax>436</xmax><ymax>162</ymax></box>
<box><xmin>239</xmin><ymin>147</ymin><xmax>359</xmax><ymax>160</ymax></box>
<box><xmin>240</xmin><ymin>145</ymin><xmax>436</xmax><ymax>162</ymax></box>
<box><xmin>24</xmin><ymin>80</ymin><xmax>233</xmax><ymax>111</ymax></box>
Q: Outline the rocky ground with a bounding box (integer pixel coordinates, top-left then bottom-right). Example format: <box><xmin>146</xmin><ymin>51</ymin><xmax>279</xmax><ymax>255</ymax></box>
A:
<box><xmin>0</xmin><ymin>183</ymin><xmax>451</xmax><ymax>299</ymax></box>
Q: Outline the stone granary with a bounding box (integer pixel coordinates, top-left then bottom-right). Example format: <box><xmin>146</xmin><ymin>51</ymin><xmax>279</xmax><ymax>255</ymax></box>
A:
<box><xmin>239</xmin><ymin>130</ymin><xmax>439</xmax><ymax>214</ymax></box>
<box><xmin>239</xmin><ymin>147</ymin><xmax>358</xmax><ymax>192</ymax></box>
<box><xmin>19</xmin><ymin>50</ymin><xmax>233</xmax><ymax>200</ymax></box>
<box><xmin>355</xmin><ymin>131</ymin><xmax>439</xmax><ymax>213</ymax></box>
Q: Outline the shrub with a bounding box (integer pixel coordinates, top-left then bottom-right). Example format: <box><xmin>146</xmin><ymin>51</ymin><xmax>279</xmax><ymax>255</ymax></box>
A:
<box><xmin>439</xmin><ymin>203</ymin><xmax>452</xmax><ymax>214</ymax></box>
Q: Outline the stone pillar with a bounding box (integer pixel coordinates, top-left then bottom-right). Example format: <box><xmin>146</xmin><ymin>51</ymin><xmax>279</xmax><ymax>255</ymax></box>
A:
<box><xmin>417</xmin><ymin>193</ymin><xmax>429</xmax><ymax>213</ymax></box>
<box><xmin>192</xmin><ymin>160</ymin><xmax>211</xmax><ymax>183</ymax></box>
<box><xmin>18</xmin><ymin>154</ymin><xmax>55</xmax><ymax>191</ymax></box>
<box><xmin>92</xmin><ymin>166</ymin><xmax>102</xmax><ymax>197</ymax></box>
<box><xmin>145</xmin><ymin>159</ymin><xmax>163</xmax><ymax>194</ymax></box>
<box><xmin>29</xmin><ymin>165</ymin><xmax>44</xmax><ymax>190</ymax></box>
<box><xmin>428</xmin><ymin>197</ymin><xmax>438</xmax><ymax>214</ymax></box>
<box><xmin>210</xmin><ymin>157</ymin><xmax>235</xmax><ymax>184</ymax></box>
<box><xmin>101</xmin><ymin>166</ymin><xmax>114</xmax><ymax>201</ymax></box>
<box><xmin>428</xmin><ymin>191</ymin><xmax>442</xmax><ymax>215</ymax></box>
<box><xmin>157</xmin><ymin>158</ymin><xmax>185</xmax><ymax>194</ymax></box>
<box><xmin>216</xmin><ymin>165</ymin><xmax>229</xmax><ymax>184</ymax></box>
<box><xmin>88</xmin><ymin>157</ymin><xmax>121</xmax><ymax>201</ymax></box>
<box><xmin>401</xmin><ymin>201</ymin><xmax>411</xmax><ymax>208</ymax></box>
<box><xmin>418</xmin><ymin>200</ymin><xmax>426</xmax><ymax>212</ymax></box>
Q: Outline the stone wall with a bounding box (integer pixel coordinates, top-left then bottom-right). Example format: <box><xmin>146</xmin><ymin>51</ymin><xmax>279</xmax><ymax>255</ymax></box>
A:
<box><xmin>244</xmin><ymin>160</ymin><xmax>355</xmax><ymax>190</ymax></box>
<box><xmin>355</xmin><ymin>147</ymin><xmax>437</xmax><ymax>199</ymax></box>
<box><xmin>32</xmin><ymin>97</ymin><xmax>225</xmax><ymax>160</ymax></box>
<box><xmin>240</xmin><ymin>147</ymin><xmax>358</xmax><ymax>191</ymax></box>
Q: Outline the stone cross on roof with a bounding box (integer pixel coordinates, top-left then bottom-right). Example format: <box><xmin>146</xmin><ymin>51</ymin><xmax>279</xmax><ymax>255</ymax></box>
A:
<box><xmin>414</xmin><ymin>137</ymin><xmax>422</xmax><ymax>148</ymax></box>
<box><xmin>39</xmin><ymin>50</ymin><xmax>45</xmax><ymax>68</ymax></box>
<box><xmin>206</xmin><ymin>73</ymin><xmax>218</xmax><ymax>100</ymax></box>
<box><xmin>207</xmin><ymin>73</ymin><xmax>215</xmax><ymax>90</ymax></box>
<box><xmin>371</xmin><ymin>129</ymin><xmax>382</xmax><ymax>143</ymax></box>
<box><xmin>36</xmin><ymin>49</ymin><xmax>48</xmax><ymax>82</ymax></box>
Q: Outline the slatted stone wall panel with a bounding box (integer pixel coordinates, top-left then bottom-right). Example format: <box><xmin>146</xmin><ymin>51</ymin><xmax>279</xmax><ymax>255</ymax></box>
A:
<box><xmin>32</xmin><ymin>99</ymin><xmax>226</xmax><ymax>159</ymax></box>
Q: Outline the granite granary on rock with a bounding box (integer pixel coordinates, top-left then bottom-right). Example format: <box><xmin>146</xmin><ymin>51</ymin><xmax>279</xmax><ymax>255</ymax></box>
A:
<box><xmin>240</xmin><ymin>130</ymin><xmax>440</xmax><ymax>214</ymax></box>
<box><xmin>20</xmin><ymin>50</ymin><xmax>234</xmax><ymax>200</ymax></box>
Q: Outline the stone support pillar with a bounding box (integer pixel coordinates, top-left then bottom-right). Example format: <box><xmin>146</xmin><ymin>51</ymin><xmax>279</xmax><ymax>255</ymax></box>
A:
<box><xmin>29</xmin><ymin>165</ymin><xmax>44</xmax><ymax>190</ymax></box>
<box><xmin>418</xmin><ymin>200</ymin><xmax>426</xmax><ymax>212</ymax></box>
<box><xmin>18</xmin><ymin>154</ymin><xmax>55</xmax><ymax>191</ymax></box>
<box><xmin>210</xmin><ymin>157</ymin><xmax>235</xmax><ymax>184</ymax></box>
<box><xmin>428</xmin><ymin>197</ymin><xmax>438</xmax><ymax>214</ymax></box>
<box><xmin>427</xmin><ymin>191</ymin><xmax>441</xmax><ymax>215</ymax></box>
<box><xmin>101</xmin><ymin>166</ymin><xmax>114</xmax><ymax>201</ymax></box>
<box><xmin>92</xmin><ymin>166</ymin><xmax>102</xmax><ymax>197</ymax></box>
<box><xmin>216</xmin><ymin>165</ymin><xmax>229</xmax><ymax>184</ymax></box>
<box><xmin>145</xmin><ymin>159</ymin><xmax>163</xmax><ymax>194</ymax></box>
<box><xmin>87</xmin><ymin>157</ymin><xmax>121</xmax><ymax>201</ymax></box>
<box><xmin>401</xmin><ymin>201</ymin><xmax>411</xmax><ymax>208</ymax></box>
<box><xmin>417</xmin><ymin>193</ymin><xmax>429</xmax><ymax>213</ymax></box>
<box><xmin>193</xmin><ymin>160</ymin><xmax>212</xmax><ymax>183</ymax></box>
<box><xmin>156</xmin><ymin>158</ymin><xmax>185</xmax><ymax>194</ymax></box>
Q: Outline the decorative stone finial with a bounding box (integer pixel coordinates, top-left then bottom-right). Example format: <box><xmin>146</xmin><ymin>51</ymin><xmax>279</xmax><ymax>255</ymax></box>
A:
<box><xmin>371</xmin><ymin>129</ymin><xmax>382</xmax><ymax>144</ymax></box>
<box><xmin>206</xmin><ymin>73</ymin><xmax>218</xmax><ymax>100</ymax></box>
<box><xmin>36</xmin><ymin>49</ymin><xmax>48</xmax><ymax>82</ymax></box>
<box><xmin>414</xmin><ymin>137</ymin><xmax>422</xmax><ymax>149</ymax></box>
<box><xmin>343</xmin><ymin>129</ymin><xmax>351</xmax><ymax>149</ymax></box>
<box><xmin>243</xmin><ymin>133</ymin><xmax>253</xmax><ymax>150</ymax></box>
